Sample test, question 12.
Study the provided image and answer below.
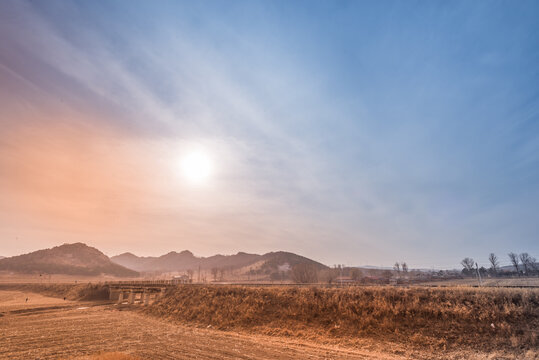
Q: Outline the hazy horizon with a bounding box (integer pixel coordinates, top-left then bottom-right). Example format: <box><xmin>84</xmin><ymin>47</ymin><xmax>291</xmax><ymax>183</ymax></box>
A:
<box><xmin>1</xmin><ymin>0</ymin><xmax>538</xmax><ymax>269</ymax></box>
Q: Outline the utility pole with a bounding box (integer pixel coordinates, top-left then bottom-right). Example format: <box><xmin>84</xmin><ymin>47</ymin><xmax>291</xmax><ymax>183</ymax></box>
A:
<box><xmin>475</xmin><ymin>262</ymin><xmax>482</xmax><ymax>287</ymax></box>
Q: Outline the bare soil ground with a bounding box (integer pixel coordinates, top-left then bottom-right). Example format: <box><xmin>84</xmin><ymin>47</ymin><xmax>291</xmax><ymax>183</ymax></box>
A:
<box><xmin>0</xmin><ymin>290</ymin><xmax>75</xmax><ymax>312</ymax></box>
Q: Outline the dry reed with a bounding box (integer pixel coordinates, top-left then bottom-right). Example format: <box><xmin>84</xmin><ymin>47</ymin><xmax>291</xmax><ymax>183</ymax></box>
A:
<box><xmin>146</xmin><ymin>285</ymin><xmax>538</xmax><ymax>352</ymax></box>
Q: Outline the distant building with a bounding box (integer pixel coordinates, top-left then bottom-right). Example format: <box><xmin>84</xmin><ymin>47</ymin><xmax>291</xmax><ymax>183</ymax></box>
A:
<box><xmin>335</xmin><ymin>276</ymin><xmax>357</xmax><ymax>284</ymax></box>
<box><xmin>171</xmin><ymin>274</ymin><xmax>191</xmax><ymax>284</ymax></box>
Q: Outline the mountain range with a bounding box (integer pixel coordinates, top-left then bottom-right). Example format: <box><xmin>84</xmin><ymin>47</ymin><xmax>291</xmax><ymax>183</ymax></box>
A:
<box><xmin>111</xmin><ymin>250</ymin><xmax>327</xmax><ymax>273</ymax></box>
<box><xmin>0</xmin><ymin>243</ymin><xmax>327</xmax><ymax>277</ymax></box>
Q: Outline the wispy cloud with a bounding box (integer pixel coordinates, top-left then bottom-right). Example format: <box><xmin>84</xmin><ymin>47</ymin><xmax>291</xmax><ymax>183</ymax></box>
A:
<box><xmin>1</xmin><ymin>0</ymin><xmax>538</xmax><ymax>267</ymax></box>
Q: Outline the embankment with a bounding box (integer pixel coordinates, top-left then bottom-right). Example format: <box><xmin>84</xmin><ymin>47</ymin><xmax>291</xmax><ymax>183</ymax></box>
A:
<box><xmin>145</xmin><ymin>285</ymin><xmax>538</xmax><ymax>352</ymax></box>
<box><xmin>0</xmin><ymin>283</ymin><xmax>110</xmax><ymax>301</ymax></box>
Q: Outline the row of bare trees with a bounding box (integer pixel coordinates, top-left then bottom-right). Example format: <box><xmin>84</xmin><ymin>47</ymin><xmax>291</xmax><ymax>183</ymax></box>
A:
<box><xmin>393</xmin><ymin>262</ymin><xmax>408</xmax><ymax>273</ymax></box>
<box><xmin>290</xmin><ymin>263</ymin><xmax>319</xmax><ymax>283</ymax></box>
<box><xmin>461</xmin><ymin>252</ymin><xmax>537</xmax><ymax>276</ymax></box>
<box><xmin>290</xmin><ymin>264</ymin><xmax>365</xmax><ymax>284</ymax></box>
<box><xmin>507</xmin><ymin>252</ymin><xmax>537</xmax><ymax>275</ymax></box>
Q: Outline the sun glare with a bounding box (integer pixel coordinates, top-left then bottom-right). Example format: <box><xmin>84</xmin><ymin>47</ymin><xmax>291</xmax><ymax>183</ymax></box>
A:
<box><xmin>181</xmin><ymin>150</ymin><xmax>212</xmax><ymax>184</ymax></box>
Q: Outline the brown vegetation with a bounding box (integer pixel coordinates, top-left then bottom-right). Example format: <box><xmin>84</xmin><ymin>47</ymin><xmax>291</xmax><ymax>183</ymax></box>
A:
<box><xmin>146</xmin><ymin>285</ymin><xmax>538</xmax><ymax>354</ymax></box>
<box><xmin>290</xmin><ymin>263</ymin><xmax>319</xmax><ymax>283</ymax></box>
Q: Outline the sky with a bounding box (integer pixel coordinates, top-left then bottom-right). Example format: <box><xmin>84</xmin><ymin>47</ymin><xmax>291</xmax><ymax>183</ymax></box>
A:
<box><xmin>1</xmin><ymin>0</ymin><xmax>538</xmax><ymax>268</ymax></box>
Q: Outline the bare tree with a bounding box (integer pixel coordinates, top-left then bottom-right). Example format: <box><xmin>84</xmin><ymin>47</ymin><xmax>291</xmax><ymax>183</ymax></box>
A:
<box><xmin>211</xmin><ymin>267</ymin><xmax>219</xmax><ymax>281</ymax></box>
<box><xmin>488</xmin><ymin>253</ymin><xmax>500</xmax><ymax>275</ymax></box>
<box><xmin>350</xmin><ymin>268</ymin><xmax>362</xmax><ymax>281</ymax></box>
<box><xmin>187</xmin><ymin>269</ymin><xmax>194</xmax><ymax>281</ymax></box>
<box><xmin>530</xmin><ymin>257</ymin><xmax>538</xmax><ymax>273</ymax></box>
<box><xmin>401</xmin><ymin>262</ymin><xmax>408</xmax><ymax>273</ymax></box>
<box><xmin>219</xmin><ymin>268</ymin><xmax>225</xmax><ymax>281</ymax></box>
<box><xmin>519</xmin><ymin>253</ymin><xmax>533</xmax><ymax>275</ymax></box>
<box><xmin>319</xmin><ymin>268</ymin><xmax>338</xmax><ymax>284</ymax></box>
<box><xmin>291</xmin><ymin>263</ymin><xmax>318</xmax><ymax>283</ymax></box>
<box><xmin>508</xmin><ymin>253</ymin><xmax>519</xmax><ymax>274</ymax></box>
<box><xmin>461</xmin><ymin>258</ymin><xmax>475</xmax><ymax>275</ymax></box>
<box><xmin>393</xmin><ymin>262</ymin><xmax>401</xmax><ymax>273</ymax></box>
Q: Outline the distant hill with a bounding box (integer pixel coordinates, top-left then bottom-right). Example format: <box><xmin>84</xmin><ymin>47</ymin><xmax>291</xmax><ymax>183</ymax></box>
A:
<box><xmin>111</xmin><ymin>250</ymin><xmax>327</xmax><ymax>273</ymax></box>
<box><xmin>260</xmin><ymin>251</ymin><xmax>327</xmax><ymax>271</ymax></box>
<box><xmin>0</xmin><ymin>243</ymin><xmax>138</xmax><ymax>277</ymax></box>
<box><xmin>109</xmin><ymin>252</ymin><xmax>156</xmax><ymax>272</ymax></box>
<box><xmin>499</xmin><ymin>264</ymin><xmax>538</xmax><ymax>273</ymax></box>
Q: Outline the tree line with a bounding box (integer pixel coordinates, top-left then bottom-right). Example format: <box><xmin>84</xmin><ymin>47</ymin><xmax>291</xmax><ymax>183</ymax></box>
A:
<box><xmin>461</xmin><ymin>252</ymin><xmax>538</xmax><ymax>276</ymax></box>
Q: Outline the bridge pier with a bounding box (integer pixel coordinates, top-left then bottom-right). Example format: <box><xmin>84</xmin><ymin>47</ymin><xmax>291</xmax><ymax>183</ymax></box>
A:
<box><xmin>117</xmin><ymin>292</ymin><xmax>124</xmax><ymax>304</ymax></box>
<box><xmin>143</xmin><ymin>292</ymin><xmax>150</xmax><ymax>306</ymax></box>
<box><xmin>109</xmin><ymin>289</ymin><xmax>120</xmax><ymax>301</ymax></box>
<box><xmin>128</xmin><ymin>291</ymin><xmax>135</xmax><ymax>304</ymax></box>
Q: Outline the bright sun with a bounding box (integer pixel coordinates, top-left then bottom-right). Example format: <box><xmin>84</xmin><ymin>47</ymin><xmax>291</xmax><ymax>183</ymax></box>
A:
<box><xmin>181</xmin><ymin>150</ymin><xmax>212</xmax><ymax>184</ymax></box>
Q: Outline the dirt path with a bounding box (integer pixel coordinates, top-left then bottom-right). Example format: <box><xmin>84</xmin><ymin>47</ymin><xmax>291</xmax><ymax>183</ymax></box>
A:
<box><xmin>0</xmin><ymin>291</ymin><xmax>403</xmax><ymax>360</ymax></box>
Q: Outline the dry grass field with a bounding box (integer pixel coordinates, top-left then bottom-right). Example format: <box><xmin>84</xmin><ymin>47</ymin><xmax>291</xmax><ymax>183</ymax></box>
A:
<box><xmin>146</xmin><ymin>285</ymin><xmax>539</xmax><ymax>357</ymax></box>
<box><xmin>1</xmin><ymin>284</ymin><xmax>538</xmax><ymax>359</ymax></box>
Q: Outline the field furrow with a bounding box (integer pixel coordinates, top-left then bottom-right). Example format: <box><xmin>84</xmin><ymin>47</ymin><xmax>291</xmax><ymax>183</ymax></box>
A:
<box><xmin>0</xmin><ymin>300</ymin><xmax>384</xmax><ymax>360</ymax></box>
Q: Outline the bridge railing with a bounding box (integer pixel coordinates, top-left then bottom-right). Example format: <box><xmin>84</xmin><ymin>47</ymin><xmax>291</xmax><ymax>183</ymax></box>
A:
<box><xmin>105</xmin><ymin>280</ymin><xmax>181</xmax><ymax>287</ymax></box>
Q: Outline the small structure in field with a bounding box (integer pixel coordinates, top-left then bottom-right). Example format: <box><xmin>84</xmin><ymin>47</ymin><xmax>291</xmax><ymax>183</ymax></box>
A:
<box><xmin>171</xmin><ymin>274</ymin><xmax>191</xmax><ymax>284</ymax></box>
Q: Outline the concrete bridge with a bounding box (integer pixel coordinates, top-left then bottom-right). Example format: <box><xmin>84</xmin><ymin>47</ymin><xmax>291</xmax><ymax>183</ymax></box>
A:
<box><xmin>106</xmin><ymin>281</ymin><xmax>177</xmax><ymax>305</ymax></box>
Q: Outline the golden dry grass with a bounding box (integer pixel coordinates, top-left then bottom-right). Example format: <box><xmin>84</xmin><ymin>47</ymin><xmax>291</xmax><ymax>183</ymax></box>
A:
<box><xmin>146</xmin><ymin>285</ymin><xmax>539</xmax><ymax>354</ymax></box>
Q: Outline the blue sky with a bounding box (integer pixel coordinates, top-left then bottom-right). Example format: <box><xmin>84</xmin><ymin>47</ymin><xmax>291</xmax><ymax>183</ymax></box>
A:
<box><xmin>0</xmin><ymin>0</ymin><xmax>538</xmax><ymax>268</ymax></box>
